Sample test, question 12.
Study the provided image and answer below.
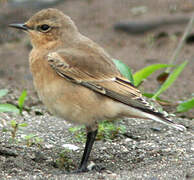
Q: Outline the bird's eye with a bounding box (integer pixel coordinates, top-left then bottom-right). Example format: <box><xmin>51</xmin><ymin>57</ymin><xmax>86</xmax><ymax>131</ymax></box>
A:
<box><xmin>38</xmin><ymin>24</ymin><xmax>51</xmax><ymax>32</ymax></box>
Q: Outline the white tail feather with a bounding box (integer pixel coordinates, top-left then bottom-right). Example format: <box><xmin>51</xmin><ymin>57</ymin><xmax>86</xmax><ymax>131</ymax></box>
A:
<box><xmin>144</xmin><ymin>113</ymin><xmax>186</xmax><ymax>132</ymax></box>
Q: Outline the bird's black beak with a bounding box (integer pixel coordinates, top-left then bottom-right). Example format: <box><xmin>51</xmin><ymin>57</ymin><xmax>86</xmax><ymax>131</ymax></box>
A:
<box><xmin>9</xmin><ymin>23</ymin><xmax>29</xmax><ymax>31</ymax></box>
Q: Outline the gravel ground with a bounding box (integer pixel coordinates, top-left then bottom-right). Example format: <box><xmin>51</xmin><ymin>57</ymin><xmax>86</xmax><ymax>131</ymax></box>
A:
<box><xmin>0</xmin><ymin>103</ymin><xmax>193</xmax><ymax>179</ymax></box>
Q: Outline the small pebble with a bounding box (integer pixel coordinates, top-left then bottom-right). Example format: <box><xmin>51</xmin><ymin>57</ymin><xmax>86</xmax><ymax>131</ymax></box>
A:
<box><xmin>62</xmin><ymin>144</ymin><xmax>79</xmax><ymax>151</ymax></box>
<box><xmin>87</xmin><ymin>161</ymin><xmax>96</xmax><ymax>171</ymax></box>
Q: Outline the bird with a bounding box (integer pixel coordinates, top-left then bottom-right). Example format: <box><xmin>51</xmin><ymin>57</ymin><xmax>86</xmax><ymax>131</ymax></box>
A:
<box><xmin>9</xmin><ymin>8</ymin><xmax>186</xmax><ymax>173</ymax></box>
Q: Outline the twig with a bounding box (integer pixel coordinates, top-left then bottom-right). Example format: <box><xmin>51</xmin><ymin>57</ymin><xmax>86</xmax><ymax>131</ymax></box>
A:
<box><xmin>165</xmin><ymin>13</ymin><xmax>194</xmax><ymax>73</ymax></box>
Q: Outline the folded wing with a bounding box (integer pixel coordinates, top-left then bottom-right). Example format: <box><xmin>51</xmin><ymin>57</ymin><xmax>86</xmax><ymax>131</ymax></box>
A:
<box><xmin>47</xmin><ymin>48</ymin><xmax>186</xmax><ymax>131</ymax></box>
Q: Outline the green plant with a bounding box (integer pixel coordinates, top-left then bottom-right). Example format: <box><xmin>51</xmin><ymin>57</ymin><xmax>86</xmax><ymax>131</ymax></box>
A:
<box><xmin>18</xmin><ymin>90</ymin><xmax>27</xmax><ymax>115</ymax></box>
<box><xmin>55</xmin><ymin>150</ymin><xmax>74</xmax><ymax>170</ymax></box>
<box><xmin>113</xmin><ymin>59</ymin><xmax>134</xmax><ymax>84</ymax></box>
<box><xmin>0</xmin><ymin>89</ymin><xmax>27</xmax><ymax>114</ymax></box>
<box><xmin>0</xmin><ymin>104</ymin><xmax>20</xmax><ymax>114</ymax></box>
<box><xmin>176</xmin><ymin>98</ymin><xmax>194</xmax><ymax>113</ymax></box>
<box><xmin>112</xmin><ymin>14</ymin><xmax>194</xmax><ymax>114</ymax></box>
<box><xmin>24</xmin><ymin>134</ymin><xmax>43</xmax><ymax>147</ymax></box>
<box><xmin>133</xmin><ymin>64</ymin><xmax>172</xmax><ymax>87</ymax></box>
<box><xmin>0</xmin><ymin>89</ymin><xmax>19</xmax><ymax>113</ymax></box>
<box><xmin>10</xmin><ymin>120</ymin><xmax>18</xmax><ymax>140</ymax></box>
<box><xmin>9</xmin><ymin>120</ymin><xmax>28</xmax><ymax>141</ymax></box>
<box><xmin>113</xmin><ymin>59</ymin><xmax>191</xmax><ymax>113</ymax></box>
<box><xmin>68</xmin><ymin>126</ymin><xmax>85</xmax><ymax>142</ymax></box>
<box><xmin>69</xmin><ymin>121</ymin><xmax>126</xmax><ymax>142</ymax></box>
<box><xmin>97</xmin><ymin>121</ymin><xmax>126</xmax><ymax>141</ymax></box>
<box><xmin>152</xmin><ymin>60</ymin><xmax>188</xmax><ymax>99</ymax></box>
<box><xmin>0</xmin><ymin>89</ymin><xmax>8</xmax><ymax>98</ymax></box>
<box><xmin>0</xmin><ymin>89</ymin><xmax>29</xmax><ymax>140</ymax></box>
<box><xmin>113</xmin><ymin>59</ymin><xmax>188</xmax><ymax>98</ymax></box>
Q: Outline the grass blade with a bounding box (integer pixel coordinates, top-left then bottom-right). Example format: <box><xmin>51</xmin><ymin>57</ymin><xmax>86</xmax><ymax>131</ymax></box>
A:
<box><xmin>113</xmin><ymin>59</ymin><xmax>134</xmax><ymax>84</ymax></box>
<box><xmin>133</xmin><ymin>64</ymin><xmax>172</xmax><ymax>87</ymax></box>
<box><xmin>18</xmin><ymin>90</ymin><xmax>27</xmax><ymax>114</ymax></box>
<box><xmin>153</xmin><ymin>60</ymin><xmax>188</xmax><ymax>99</ymax></box>
<box><xmin>0</xmin><ymin>104</ymin><xmax>19</xmax><ymax>113</ymax></box>
<box><xmin>0</xmin><ymin>89</ymin><xmax>8</xmax><ymax>98</ymax></box>
<box><xmin>176</xmin><ymin>98</ymin><xmax>194</xmax><ymax>113</ymax></box>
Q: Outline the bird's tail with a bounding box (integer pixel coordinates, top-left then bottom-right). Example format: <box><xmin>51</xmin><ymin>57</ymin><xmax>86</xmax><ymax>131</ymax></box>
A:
<box><xmin>141</xmin><ymin>110</ymin><xmax>186</xmax><ymax>132</ymax></box>
<box><xmin>126</xmin><ymin>96</ymin><xmax>187</xmax><ymax>132</ymax></box>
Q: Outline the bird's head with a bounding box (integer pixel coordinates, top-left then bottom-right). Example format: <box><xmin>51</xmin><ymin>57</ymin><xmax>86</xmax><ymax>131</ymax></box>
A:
<box><xmin>9</xmin><ymin>8</ymin><xmax>78</xmax><ymax>48</ymax></box>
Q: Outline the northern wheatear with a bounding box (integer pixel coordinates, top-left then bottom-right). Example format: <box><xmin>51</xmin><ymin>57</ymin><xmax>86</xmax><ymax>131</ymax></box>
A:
<box><xmin>9</xmin><ymin>8</ymin><xmax>186</xmax><ymax>173</ymax></box>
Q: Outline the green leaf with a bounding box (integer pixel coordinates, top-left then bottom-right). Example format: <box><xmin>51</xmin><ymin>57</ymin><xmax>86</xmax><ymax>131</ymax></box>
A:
<box><xmin>18</xmin><ymin>90</ymin><xmax>27</xmax><ymax>114</ymax></box>
<box><xmin>113</xmin><ymin>59</ymin><xmax>134</xmax><ymax>84</ymax></box>
<box><xmin>0</xmin><ymin>104</ymin><xmax>19</xmax><ymax>113</ymax></box>
<box><xmin>143</xmin><ymin>92</ymin><xmax>154</xmax><ymax>98</ymax></box>
<box><xmin>153</xmin><ymin>61</ymin><xmax>188</xmax><ymax>99</ymax></box>
<box><xmin>25</xmin><ymin>134</ymin><xmax>36</xmax><ymax>140</ymax></box>
<box><xmin>176</xmin><ymin>98</ymin><xmax>194</xmax><ymax>113</ymax></box>
<box><xmin>0</xmin><ymin>89</ymin><xmax>8</xmax><ymax>98</ymax></box>
<box><xmin>133</xmin><ymin>64</ymin><xmax>172</xmax><ymax>87</ymax></box>
<box><xmin>10</xmin><ymin>120</ymin><xmax>17</xmax><ymax>128</ymax></box>
<box><xmin>69</xmin><ymin>126</ymin><xmax>83</xmax><ymax>133</ymax></box>
<box><xmin>19</xmin><ymin>123</ymin><xmax>28</xmax><ymax>127</ymax></box>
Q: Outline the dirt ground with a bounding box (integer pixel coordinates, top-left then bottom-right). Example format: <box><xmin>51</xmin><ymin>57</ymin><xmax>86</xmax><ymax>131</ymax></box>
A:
<box><xmin>0</xmin><ymin>0</ymin><xmax>194</xmax><ymax>179</ymax></box>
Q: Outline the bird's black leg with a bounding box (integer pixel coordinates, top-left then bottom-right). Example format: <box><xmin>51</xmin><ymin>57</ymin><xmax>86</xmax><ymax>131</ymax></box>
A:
<box><xmin>75</xmin><ymin>128</ymin><xmax>98</xmax><ymax>173</ymax></box>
